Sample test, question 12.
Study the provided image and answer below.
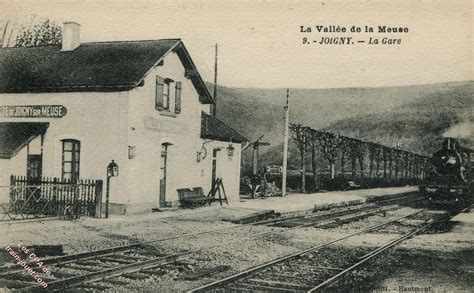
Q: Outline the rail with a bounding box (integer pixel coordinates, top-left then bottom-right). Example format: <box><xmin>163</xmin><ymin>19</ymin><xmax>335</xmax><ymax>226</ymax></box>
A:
<box><xmin>187</xmin><ymin>210</ymin><xmax>426</xmax><ymax>292</ymax></box>
<box><xmin>0</xmin><ymin>193</ymin><xmax>423</xmax><ymax>291</ymax></box>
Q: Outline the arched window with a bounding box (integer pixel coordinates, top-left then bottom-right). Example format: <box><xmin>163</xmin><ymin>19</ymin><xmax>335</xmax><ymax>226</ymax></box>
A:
<box><xmin>61</xmin><ymin>139</ymin><xmax>80</xmax><ymax>182</ymax></box>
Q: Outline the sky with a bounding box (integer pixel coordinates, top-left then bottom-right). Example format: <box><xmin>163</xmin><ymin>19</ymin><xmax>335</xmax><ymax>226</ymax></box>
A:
<box><xmin>0</xmin><ymin>0</ymin><xmax>472</xmax><ymax>89</ymax></box>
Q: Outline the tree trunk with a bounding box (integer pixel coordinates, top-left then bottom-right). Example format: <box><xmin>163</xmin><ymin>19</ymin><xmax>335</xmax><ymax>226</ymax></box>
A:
<box><xmin>369</xmin><ymin>158</ymin><xmax>374</xmax><ymax>178</ymax></box>
<box><xmin>405</xmin><ymin>156</ymin><xmax>409</xmax><ymax>178</ymax></box>
<box><xmin>340</xmin><ymin>153</ymin><xmax>345</xmax><ymax>178</ymax></box>
<box><xmin>351</xmin><ymin>157</ymin><xmax>357</xmax><ymax>180</ymax></box>
<box><xmin>383</xmin><ymin>157</ymin><xmax>387</xmax><ymax>179</ymax></box>
<box><xmin>388</xmin><ymin>155</ymin><xmax>392</xmax><ymax>179</ymax></box>
<box><xmin>311</xmin><ymin>147</ymin><xmax>318</xmax><ymax>190</ymax></box>
<box><xmin>394</xmin><ymin>159</ymin><xmax>399</xmax><ymax>179</ymax></box>
<box><xmin>330</xmin><ymin>160</ymin><xmax>335</xmax><ymax>179</ymax></box>
<box><xmin>359</xmin><ymin>158</ymin><xmax>364</xmax><ymax>179</ymax></box>
<box><xmin>376</xmin><ymin>158</ymin><xmax>380</xmax><ymax>177</ymax></box>
<box><xmin>300</xmin><ymin>150</ymin><xmax>306</xmax><ymax>193</ymax></box>
<box><xmin>411</xmin><ymin>160</ymin><xmax>421</xmax><ymax>178</ymax></box>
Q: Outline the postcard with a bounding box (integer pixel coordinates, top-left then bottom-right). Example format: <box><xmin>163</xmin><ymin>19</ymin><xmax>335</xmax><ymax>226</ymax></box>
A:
<box><xmin>0</xmin><ymin>0</ymin><xmax>472</xmax><ymax>291</ymax></box>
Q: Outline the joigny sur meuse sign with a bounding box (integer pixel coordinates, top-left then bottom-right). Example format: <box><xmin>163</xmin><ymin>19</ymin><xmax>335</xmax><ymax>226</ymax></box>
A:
<box><xmin>0</xmin><ymin>105</ymin><xmax>67</xmax><ymax>118</ymax></box>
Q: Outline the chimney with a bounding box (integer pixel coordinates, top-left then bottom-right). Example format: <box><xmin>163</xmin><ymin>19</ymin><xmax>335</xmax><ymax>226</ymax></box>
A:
<box><xmin>61</xmin><ymin>22</ymin><xmax>81</xmax><ymax>51</ymax></box>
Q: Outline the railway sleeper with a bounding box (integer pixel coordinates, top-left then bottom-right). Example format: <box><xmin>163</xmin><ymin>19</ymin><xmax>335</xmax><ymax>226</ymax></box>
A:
<box><xmin>48</xmin><ymin>270</ymin><xmax>78</xmax><ymax>279</ymax></box>
<box><xmin>115</xmin><ymin>253</ymin><xmax>151</xmax><ymax>261</ymax></box>
<box><xmin>182</xmin><ymin>265</ymin><xmax>231</xmax><ymax>280</ymax></box>
<box><xmin>256</xmin><ymin>268</ymin><xmax>331</xmax><ymax>283</ymax></box>
<box><xmin>216</xmin><ymin>286</ymin><xmax>262</xmax><ymax>293</ymax></box>
<box><xmin>260</xmin><ymin>272</ymin><xmax>325</xmax><ymax>283</ymax></box>
<box><xmin>0</xmin><ymin>278</ymin><xmax>37</xmax><ymax>289</ymax></box>
<box><xmin>75</xmin><ymin>259</ymin><xmax>111</xmax><ymax>267</ymax></box>
<box><xmin>234</xmin><ymin>279</ymin><xmax>310</xmax><ymax>292</ymax></box>
<box><xmin>101</xmin><ymin>276</ymin><xmax>130</xmax><ymax>285</ymax></box>
<box><xmin>227</xmin><ymin>283</ymin><xmax>300</xmax><ymax>293</ymax></box>
<box><xmin>246</xmin><ymin>277</ymin><xmax>315</xmax><ymax>290</ymax></box>
<box><xmin>122</xmin><ymin>271</ymin><xmax>152</xmax><ymax>280</ymax></box>
<box><xmin>99</xmin><ymin>256</ymin><xmax>138</xmax><ymax>264</ymax></box>
<box><xmin>140</xmin><ymin>267</ymin><xmax>170</xmax><ymax>275</ymax></box>
<box><xmin>61</xmin><ymin>263</ymin><xmax>102</xmax><ymax>272</ymax></box>
<box><xmin>293</xmin><ymin>257</ymin><xmax>350</xmax><ymax>271</ymax></box>
<box><xmin>1</xmin><ymin>271</ymin><xmax>55</xmax><ymax>283</ymax></box>
<box><xmin>75</xmin><ymin>282</ymin><xmax>111</xmax><ymax>291</ymax></box>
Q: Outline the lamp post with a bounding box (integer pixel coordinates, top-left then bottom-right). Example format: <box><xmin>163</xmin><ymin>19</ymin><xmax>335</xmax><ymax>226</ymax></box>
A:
<box><xmin>106</xmin><ymin>160</ymin><xmax>119</xmax><ymax>219</ymax></box>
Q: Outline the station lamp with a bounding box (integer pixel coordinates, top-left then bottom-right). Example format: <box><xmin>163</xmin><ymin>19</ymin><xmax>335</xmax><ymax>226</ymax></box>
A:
<box><xmin>226</xmin><ymin>142</ymin><xmax>235</xmax><ymax>157</ymax></box>
<box><xmin>107</xmin><ymin>160</ymin><xmax>119</xmax><ymax>177</ymax></box>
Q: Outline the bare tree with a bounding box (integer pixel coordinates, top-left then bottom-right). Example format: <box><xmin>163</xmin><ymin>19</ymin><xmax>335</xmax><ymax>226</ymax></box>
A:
<box><xmin>1</xmin><ymin>16</ymin><xmax>17</xmax><ymax>48</ymax></box>
<box><xmin>346</xmin><ymin>138</ymin><xmax>360</xmax><ymax>180</ymax></box>
<box><xmin>307</xmin><ymin>129</ymin><xmax>321</xmax><ymax>190</ymax></box>
<box><xmin>404</xmin><ymin>152</ymin><xmax>413</xmax><ymax>178</ymax></box>
<box><xmin>368</xmin><ymin>143</ymin><xmax>382</xmax><ymax>178</ymax></box>
<box><xmin>382</xmin><ymin>146</ymin><xmax>390</xmax><ymax>179</ymax></box>
<box><xmin>339</xmin><ymin>139</ymin><xmax>349</xmax><ymax>178</ymax></box>
<box><xmin>315</xmin><ymin>131</ymin><xmax>341</xmax><ymax>180</ymax></box>
<box><xmin>289</xmin><ymin>123</ymin><xmax>310</xmax><ymax>193</ymax></box>
<box><xmin>357</xmin><ymin>142</ymin><xmax>367</xmax><ymax>179</ymax></box>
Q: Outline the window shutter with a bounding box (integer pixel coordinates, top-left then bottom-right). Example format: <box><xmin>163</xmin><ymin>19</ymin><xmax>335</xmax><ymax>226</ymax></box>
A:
<box><xmin>155</xmin><ymin>76</ymin><xmax>165</xmax><ymax>111</ymax></box>
<box><xmin>175</xmin><ymin>82</ymin><xmax>182</xmax><ymax>114</ymax></box>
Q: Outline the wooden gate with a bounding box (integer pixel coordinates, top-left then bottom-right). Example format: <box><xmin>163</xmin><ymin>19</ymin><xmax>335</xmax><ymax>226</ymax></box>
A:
<box><xmin>0</xmin><ymin>175</ymin><xmax>103</xmax><ymax>221</ymax></box>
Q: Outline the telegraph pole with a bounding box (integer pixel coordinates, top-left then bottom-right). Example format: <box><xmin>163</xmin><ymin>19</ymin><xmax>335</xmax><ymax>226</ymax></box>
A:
<box><xmin>282</xmin><ymin>89</ymin><xmax>290</xmax><ymax>196</ymax></box>
<box><xmin>212</xmin><ymin>43</ymin><xmax>218</xmax><ymax>116</ymax></box>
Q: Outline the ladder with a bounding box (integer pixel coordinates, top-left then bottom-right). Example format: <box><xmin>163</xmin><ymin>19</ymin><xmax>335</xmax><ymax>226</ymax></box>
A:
<box><xmin>207</xmin><ymin>178</ymin><xmax>228</xmax><ymax>206</ymax></box>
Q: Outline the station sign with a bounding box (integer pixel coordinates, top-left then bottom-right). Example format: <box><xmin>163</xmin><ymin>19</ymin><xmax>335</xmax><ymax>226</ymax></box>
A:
<box><xmin>0</xmin><ymin>105</ymin><xmax>67</xmax><ymax>118</ymax></box>
<box><xmin>144</xmin><ymin>117</ymin><xmax>188</xmax><ymax>134</ymax></box>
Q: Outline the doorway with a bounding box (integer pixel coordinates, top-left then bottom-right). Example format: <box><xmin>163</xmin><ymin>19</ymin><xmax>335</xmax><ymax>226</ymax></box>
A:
<box><xmin>211</xmin><ymin>148</ymin><xmax>221</xmax><ymax>191</ymax></box>
<box><xmin>159</xmin><ymin>144</ymin><xmax>169</xmax><ymax>207</ymax></box>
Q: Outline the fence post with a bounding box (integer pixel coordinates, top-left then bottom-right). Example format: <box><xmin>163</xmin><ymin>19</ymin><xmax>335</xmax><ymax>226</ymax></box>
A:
<box><xmin>95</xmin><ymin>180</ymin><xmax>103</xmax><ymax>218</ymax></box>
<box><xmin>9</xmin><ymin>175</ymin><xmax>15</xmax><ymax>208</ymax></box>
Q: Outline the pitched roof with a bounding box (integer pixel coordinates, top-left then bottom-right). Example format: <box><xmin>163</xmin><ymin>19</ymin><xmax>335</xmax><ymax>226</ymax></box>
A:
<box><xmin>0</xmin><ymin>122</ymin><xmax>49</xmax><ymax>159</ymax></box>
<box><xmin>201</xmin><ymin>112</ymin><xmax>247</xmax><ymax>143</ymax></box>
<box><xmin>0</xmin><ymin>39</ymin><xmax>213</xmax><ymax>103</ymax></box>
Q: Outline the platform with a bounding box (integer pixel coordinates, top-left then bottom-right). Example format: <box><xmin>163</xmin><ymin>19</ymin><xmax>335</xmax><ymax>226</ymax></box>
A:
<box><xmin>227</xmin><ymin>186</ymin><xmax>418</xmax><ymax>215</ymax></box>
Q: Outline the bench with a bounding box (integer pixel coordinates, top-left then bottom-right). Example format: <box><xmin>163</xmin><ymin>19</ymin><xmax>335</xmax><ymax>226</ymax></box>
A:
<box><xmin>177</xmin><ymin>187</ymin><xmax>213</xmax><ymax>208</ymax></box>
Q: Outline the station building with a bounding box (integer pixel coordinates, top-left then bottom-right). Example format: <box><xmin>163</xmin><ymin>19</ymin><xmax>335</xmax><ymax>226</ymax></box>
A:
<box><xmin>0</xmin><ymin>22</ymin><xmax>246</xmax><ymax>212</ymax></box>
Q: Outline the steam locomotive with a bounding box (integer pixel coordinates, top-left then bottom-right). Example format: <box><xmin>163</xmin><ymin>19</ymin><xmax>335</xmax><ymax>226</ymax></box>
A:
<box><xmin>420</xmin><ymin>138</ymin><xmax>473</xmax><ymax>206</ymax></box>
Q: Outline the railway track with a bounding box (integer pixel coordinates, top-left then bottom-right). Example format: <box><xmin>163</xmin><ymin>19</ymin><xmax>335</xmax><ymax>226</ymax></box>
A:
<box><xmin>188</xmin><ymin>210</ymin><xmax>446</xmax><ymax>292</ymax></box>
<box><xmin>0</xmin><ymin>193</ymin><xmax>422</xmax><ymax>291</ymax></box>
<box><xmin>259</xmin><ymin>193</ymin><xmax>422</xmax><ymax>228</ymax></box>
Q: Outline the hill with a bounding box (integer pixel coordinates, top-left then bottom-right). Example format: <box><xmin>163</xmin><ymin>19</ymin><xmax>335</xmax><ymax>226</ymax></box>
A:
<box><xmin>325</xmin><ymin>82</ymin><xmax>474</xmax><ymax>154</ymax></box>
<box><xmin>207</xmin><ymin>81</ymin><xmax>473</xmax><ymax>172</ymax></box>
<box><xmin>210</xmin><ymin>81</ymin><xmax>472</xmax><ymax>146</ymax></box>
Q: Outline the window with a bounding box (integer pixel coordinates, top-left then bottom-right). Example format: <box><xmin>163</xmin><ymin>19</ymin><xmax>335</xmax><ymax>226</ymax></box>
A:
<box><xmin>156</xmin><ymin>76</ymin><xmax>165</xmax><ymax>111</ymax></box>
<box><xmin>175</xmin><ymin>82</ymin><xmax>182</xmax><ymax>114</ymax></box>
<box><xmin>162</xmin><ymin>82</ymin><xmax>170</xmax><ymax>110</ymax></box>
<box><xmin>27</xmin><ymin>155</ymin><xmax>42</xmax><ymax>182</ymax></box>
<box><xmin>156</xmin><ymin>76</ymin><xmax>181</xmax><ymax>114</ymax></box>
<box><xmin>62</xmin><ymin>139</ymin><xmax>80</xmax><ymax>182</ymax></box>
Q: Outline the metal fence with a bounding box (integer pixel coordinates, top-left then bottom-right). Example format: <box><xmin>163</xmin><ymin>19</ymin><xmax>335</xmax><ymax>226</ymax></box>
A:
<box><xmin>0</xmin><ymin>176</ymin><xmax>103</xmax><ymax>221</ymax></box>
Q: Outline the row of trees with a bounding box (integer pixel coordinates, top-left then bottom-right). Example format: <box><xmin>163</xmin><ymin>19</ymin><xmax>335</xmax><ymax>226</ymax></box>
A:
<box><xmin>289</xmin><ymin>123</ymin><xmax>430</xmax><ymax>193</ymax></box>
